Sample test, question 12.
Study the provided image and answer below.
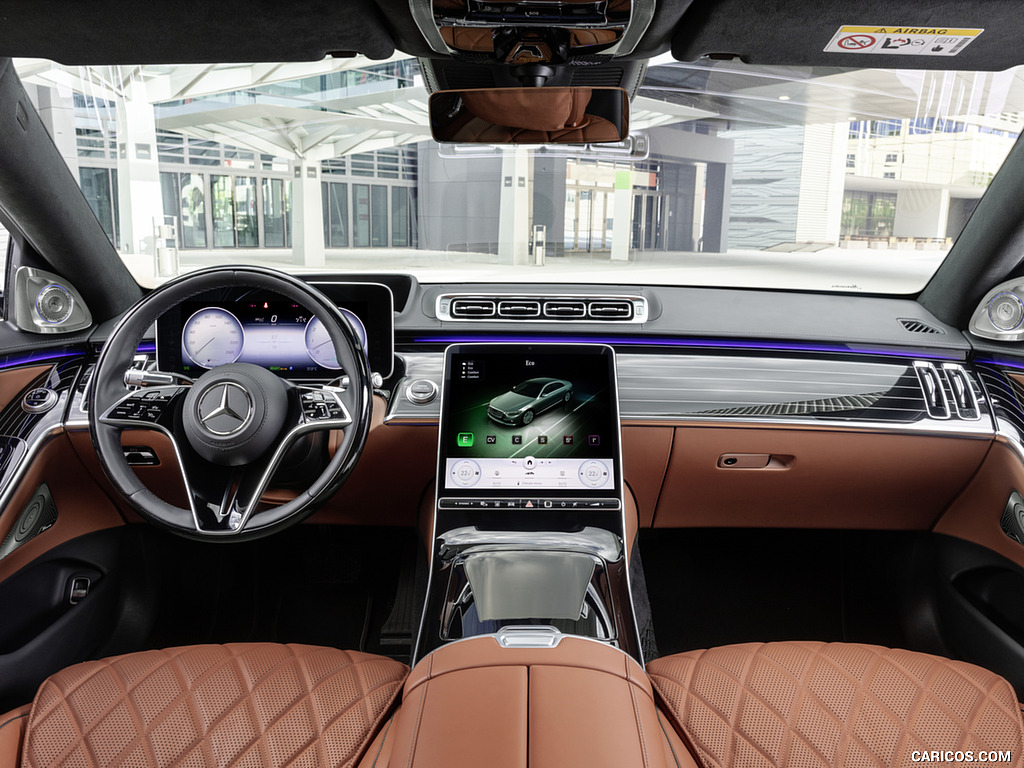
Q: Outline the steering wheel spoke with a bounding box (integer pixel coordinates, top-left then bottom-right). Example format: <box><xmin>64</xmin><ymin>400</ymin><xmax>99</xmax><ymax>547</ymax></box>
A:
<box><xmin>187</xmin><ymin>461</ymin><xmax>271</xmax><ymax>534</ymax></box>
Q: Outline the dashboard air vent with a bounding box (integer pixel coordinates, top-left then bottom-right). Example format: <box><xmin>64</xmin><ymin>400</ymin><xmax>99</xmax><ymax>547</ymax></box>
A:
<box><xmin>543</xmin><ymin>300</ymin><xmax>587</xmax><ymax>319</ymax></box>
<box><xmin>450</xmin><ymin>298</ymin><xmax>496</xmax><ymax>318</ymax></box>
<box><xmin>913</xmin><ymin>361</ymin><xmax>950</xmax><ymax>419</ymax></box>
<box><xmin>497</xmin><ymin>299</ymin><xmax>541</xmax><ymax>318</ymax></box>
<box><xmin>588</xmin><ymin>300</ymin><xmax>634</xmax><ymax>320</ymax></box>
<box><xmin>899</xmin><ymin>318</ymin><xmax>945</xmax><ymax>335</ymax></box>
<box><xmin>437</xmin><ymin>294</ymin><xmax>647</xmax><ymax>323</ymax></box>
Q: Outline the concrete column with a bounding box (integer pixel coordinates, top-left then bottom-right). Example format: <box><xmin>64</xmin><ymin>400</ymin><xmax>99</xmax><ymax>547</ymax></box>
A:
<box><xmin>702</xmin><ymin>162</ymin><xmax>731</xmax><ymax>252</ymax></box>
<box><xmin>532</xmin><ymin>156</ymin><xmax>567</xmax><ymax>258</ymax></box>
<box><xmin>115</xmin><ymin>86</ymin><xmax>163</xmax><ymax>257</ymax></box>
<box><xmin>498</xmin><ymin>148</ymin><xmax>530</xmax><ymax>265</ymax></box>
<box><xmin>610</xmin><ymin>169</ymin><xmax>633</xmax><ymax>261</ymax></box>
<box><xmin>795</xmin><ymin>122</ymin><xmax>848</xmax><ymax>244</ymax></box>
<box><xmin>34</xmin><ymin>85</ymin><xmax>79</xmax><ymax>177</ymax></box>
<box><xmin>291</xmin><ymin>163</ymin><xmax>326</xmax><ymax>267</ymax></box>
<box><xmin>894</xmin><ymin>188</ymin><xmax>951</xmax><ymax>239</ymax></box>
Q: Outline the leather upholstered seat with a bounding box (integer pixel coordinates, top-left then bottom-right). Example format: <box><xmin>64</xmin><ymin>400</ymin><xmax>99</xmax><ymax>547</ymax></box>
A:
<box><xmin>647</xmin><ymin>642</ymin><xmax>1024</xmax><ymax>768</ymax></box>
<box><xmin>0</xmin><ymin>643</ymin><xmax>408</xmax><ymax>768</ymax></box>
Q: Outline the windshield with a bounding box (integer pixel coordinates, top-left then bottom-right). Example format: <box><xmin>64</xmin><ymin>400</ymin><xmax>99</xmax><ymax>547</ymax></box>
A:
<box><xmin>14</xmin><ymin>56</ymin><xmax>1024</xmax><ymax>294</ymax></box>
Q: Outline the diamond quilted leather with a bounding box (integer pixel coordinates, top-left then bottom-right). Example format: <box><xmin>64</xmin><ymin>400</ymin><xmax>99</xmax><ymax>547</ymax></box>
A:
<box><xmin>21</xmin><ymin>643</ymin><xmax>407</xmax><ymax>768</ymax></box>
<box><xmin>648</xmin><ymin>642</ymin><xmax>1024</xmax><ymax>768</ymax></box>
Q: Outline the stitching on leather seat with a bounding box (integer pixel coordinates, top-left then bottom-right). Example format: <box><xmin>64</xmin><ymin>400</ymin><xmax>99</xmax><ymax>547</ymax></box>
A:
<box><xmin>626</xmin><ymin>653</ymin><xmax>652</xmax><ymax>768</ymax></box>
<box><xmin>648</xmin><ymin>642</ymin><xmax>1024</xmax><ymax>768</ymax></box>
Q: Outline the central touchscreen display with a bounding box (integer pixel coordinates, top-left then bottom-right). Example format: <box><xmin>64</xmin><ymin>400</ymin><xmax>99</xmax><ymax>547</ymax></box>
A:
<box><xmin>439</xmin><ymin>344</ymin><xmax>619</xmax><ymax>495</ymax></box>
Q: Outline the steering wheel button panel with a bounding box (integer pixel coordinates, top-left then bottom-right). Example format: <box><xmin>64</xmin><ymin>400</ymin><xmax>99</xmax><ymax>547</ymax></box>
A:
<box><xmin>299</xmin><ymin>387</ymin><xmax>350</xmax><ymax>423</ymax></box>
<box><xmin>106</xmin><ymin>386</ymin><xmax>183</xmax><ymax>425</ymax></box>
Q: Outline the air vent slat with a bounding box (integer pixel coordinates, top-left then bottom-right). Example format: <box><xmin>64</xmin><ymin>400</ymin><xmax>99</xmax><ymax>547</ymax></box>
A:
<box><xmin>543</xmin><ymin>300</ymin><xmax>587</xmax><ymax>319</ymax></box>
<box><xmin>450</xmin><ymin>298</ymin><xmax>496</xmax><ymax>318</ymax></box>
<box><xmin>438</xmin><ymin>294</ymin><xmax>645</xmax><ymax>322</ymax></box>
<box><xmin>588</xmin><ymin>300</ymin><xmax>633</xmax><ymax>320</ymax></box>
<box><xmin>498</xmin><ymin>300</ymin><xmax>541</xmax><ymax>318</ymax></box>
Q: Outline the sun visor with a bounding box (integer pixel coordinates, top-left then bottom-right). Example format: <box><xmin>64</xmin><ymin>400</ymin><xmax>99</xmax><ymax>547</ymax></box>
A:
<box><xmin>0</xmin><ymin>0</ymin><xmax>396</xmax><ymax>63</ymax></box>
<box><xmin>671</xmin><ymin>0</ymin><xmax>1024</xmax><ymax>71</ymax></box>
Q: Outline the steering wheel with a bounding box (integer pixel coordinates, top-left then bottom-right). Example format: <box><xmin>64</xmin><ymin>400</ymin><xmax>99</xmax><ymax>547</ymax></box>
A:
<box><xmin>88</xmin><ymin>266</ymin><xmax>373</xmax><ymax>540</ymax></box>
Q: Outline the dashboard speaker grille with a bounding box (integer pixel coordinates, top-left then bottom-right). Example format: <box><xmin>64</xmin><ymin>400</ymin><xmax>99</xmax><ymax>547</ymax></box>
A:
<box><xmin>898</xmin><ymin>318</ymin><xmax>945</xmax><ymax>335</ymax></box>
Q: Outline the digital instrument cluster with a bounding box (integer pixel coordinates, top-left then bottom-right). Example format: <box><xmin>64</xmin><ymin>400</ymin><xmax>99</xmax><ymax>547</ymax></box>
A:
<box><xmin>178</xmin><ymin>303</ymin><xmax>366</xmax><ymax>372</ymax></box>
<box><xmin>156</xmin><ymin>282</ymin><xmax>393</xmax><ymax>378</ymax></box>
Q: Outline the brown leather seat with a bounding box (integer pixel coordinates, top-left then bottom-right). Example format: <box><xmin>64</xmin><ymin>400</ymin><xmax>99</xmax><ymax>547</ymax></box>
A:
<box><xmin>0</xmin><ymin>643</ymin><xmax>407</xmax><ymax>768</ymax></box>
<box><xmin>648</xmin><ymin>642</ymin><xmax>1024</xmax><ymax>768</ymax></box>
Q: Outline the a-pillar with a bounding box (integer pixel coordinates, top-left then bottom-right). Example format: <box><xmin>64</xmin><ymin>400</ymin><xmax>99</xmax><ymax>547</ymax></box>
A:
<box><xmin>893</xmin><ymin>188</ymin><xmax>950</xmax><ymax>239</ymax></box>
<box><xmin>115</xmin><ymin>84</ymin><xmax>163</xmax><ymax>257</ymax></box>
<box><xmin>498</xmin><ymin>148</ymin><xmax>530</xmax><ymax>265</ymax></box>
<box><xmin>610</xmin><ymin>169</ymin><xmax>632</xmax><ymax>261</ymax></box>
<box><xmin>291</xmin><ymin>161</ymin><xmax>326</xmax><ymax>268</ymax></box>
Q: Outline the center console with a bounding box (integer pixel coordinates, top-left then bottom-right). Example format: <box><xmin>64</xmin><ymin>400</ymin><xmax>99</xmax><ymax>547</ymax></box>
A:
<box><xmin>415</xmin><ymin>343</ymin><xmax>642</xmax><ymax>662</ymax></box>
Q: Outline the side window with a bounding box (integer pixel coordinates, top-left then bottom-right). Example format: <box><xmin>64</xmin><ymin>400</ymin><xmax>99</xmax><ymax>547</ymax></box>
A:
<box><xmin>542</xmin><ymin>383</ymin><xmax>556</xmax><ymax>396</ymax></box>
<box><xmin>0</xmin><ymin>221</ymin><xmax>9</xmax><ymax>296</ymax></box>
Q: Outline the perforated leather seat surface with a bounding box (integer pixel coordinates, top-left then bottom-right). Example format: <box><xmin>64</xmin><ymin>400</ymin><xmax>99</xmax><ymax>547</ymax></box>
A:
<box><xmin>648</xmin><ymin>641</ymin><xmax>1024</xmax><ymax>768</ymax></box>
<box><xmin>20</xmin><ymin>643</ymin><xmax>408</xmax><ymax>768</ymax></box>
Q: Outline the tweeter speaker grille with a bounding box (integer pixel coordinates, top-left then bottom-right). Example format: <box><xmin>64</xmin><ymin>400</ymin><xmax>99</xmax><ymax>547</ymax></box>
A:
<box><xmin>36</xmin><ymin>284</ymin><xmax>74</xmax><ymax>325</ymax></box>
<box><xmin>988</xmin><ymin>291</ymin><xmax>1024</xmax><ymax>331</ymax></box>
<box><xmin>1001</xmin><ymin>491</ymin><xmax>1024</xmax><ymax>545</ymax></box>
<box><xmin>0</xmin><ymin>483</ymin><xmax>58</xmax><ymax>560</ymax></box>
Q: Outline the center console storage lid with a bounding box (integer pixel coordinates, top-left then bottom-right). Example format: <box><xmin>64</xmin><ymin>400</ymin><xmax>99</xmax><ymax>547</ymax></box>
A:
<box><xmin>388</xmin><ymin>635</ymin><xmax>671</xmax><ymax>768</ymax></box>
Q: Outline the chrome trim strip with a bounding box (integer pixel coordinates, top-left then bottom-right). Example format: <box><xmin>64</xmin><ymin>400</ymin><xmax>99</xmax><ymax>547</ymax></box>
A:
<box><xmin>386</xmin><ymin>412</ymin><xmax>994</xmax><ymax>438</ymax></box>
<box><xmin>438</xmin><ymin>526</ymin><xmax>623</xmax><ymax>562</ymax></box>
<box><xmin>414</xmin><ymin>628</ymin><xmax>633</xmax><ymax>660</ymax></box>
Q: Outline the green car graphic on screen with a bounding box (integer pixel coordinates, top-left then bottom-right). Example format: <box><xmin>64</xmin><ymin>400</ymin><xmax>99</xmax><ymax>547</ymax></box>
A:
<box><xmin>486</xmin><ymin>378</ymin><xmax>573</xmax><ymax>426</ymax></box>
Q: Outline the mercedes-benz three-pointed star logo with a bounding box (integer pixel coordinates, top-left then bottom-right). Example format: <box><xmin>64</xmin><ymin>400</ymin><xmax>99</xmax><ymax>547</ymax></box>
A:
<box><xmin>197</xmin><ymin>382</ymin><xmax>253</xmax><ymax>436</ymax></box>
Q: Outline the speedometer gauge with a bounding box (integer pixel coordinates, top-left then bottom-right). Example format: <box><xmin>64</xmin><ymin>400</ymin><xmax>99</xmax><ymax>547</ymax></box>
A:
<box><xmin>304</xmin><ymin>310</ymin><xmax>366</xmax><ymax>370</ymax></box>
<box><xmin>182</xmin><ymin>308</ymin><xmax>244</xmax><ymax>368</ymax></box>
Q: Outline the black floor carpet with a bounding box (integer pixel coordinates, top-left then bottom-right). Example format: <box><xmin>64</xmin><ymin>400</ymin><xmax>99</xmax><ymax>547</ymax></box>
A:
<box><xmin>638</xmin><ymin>528</ymin><xmax>935</xmax><ymax>659</ymax></box>
<box><xmin>137</xmin><ymin>525</ymin><xmax>422</xmax><ymax>662</ymax></box>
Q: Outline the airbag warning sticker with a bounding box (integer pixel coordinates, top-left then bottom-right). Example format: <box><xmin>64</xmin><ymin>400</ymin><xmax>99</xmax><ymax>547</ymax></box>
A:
<box><xmin>824</xmin><ymin>26</ymin><xmax>983</xmax><ymax>56</ymax></box>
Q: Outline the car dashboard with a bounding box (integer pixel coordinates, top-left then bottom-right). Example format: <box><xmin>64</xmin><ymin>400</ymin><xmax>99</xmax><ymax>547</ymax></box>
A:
<box><xmin>4</xmin><ymin>272</ymin><xmax>1013</xmax><ymax>536</ymax></box>
<box><xmin>2</xmin><ymin>272</ymin><xmax>1024</xmax><ymax>688</ymax></box>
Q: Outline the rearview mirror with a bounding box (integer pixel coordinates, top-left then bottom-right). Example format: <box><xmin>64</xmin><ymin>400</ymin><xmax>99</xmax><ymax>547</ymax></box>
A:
<box><xmin>429</xmin><ymin>87</ymin><xmax>629</xmax><ymax>144</ymax></box>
